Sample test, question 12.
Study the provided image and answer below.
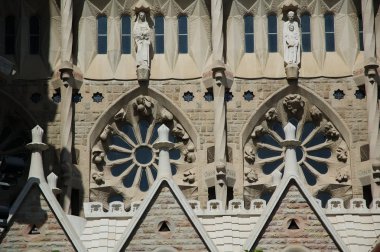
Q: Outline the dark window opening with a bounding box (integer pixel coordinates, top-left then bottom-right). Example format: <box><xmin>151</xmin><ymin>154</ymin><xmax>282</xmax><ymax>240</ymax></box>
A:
<box><xmin>158</xmin><ymin>221</ymin><xmax>171</xmax><ymax>232</ymax></box>
<box><xmin>71</xmin><ymin>188</ymin><xmax>80</xmax><ymax>216</ymax></box>
<box><xmin>5</xmin><ymin>16</ymin><xmax>16</xmax><ymax>54</ymax></box>
<box><xmin>227</xmin><ymin>186</ymin><xmax>234</xmax><ymax>203</ymax></box>
<box><xmin>260</xmin><ymin>191</ymin><xmax>273</xmax><ymax>203</ymax></box>
<box><xmin>268</xmin><ymin>14</ymin><xmax>277</xmax><ymax>52</ymax></box>
<box><xmin>178</xmin><ymin>15</ymin><xmax>188</xmax><ymax>53</ymax></box>
<box><xmin>121</xmin><ymin>15</ymin><xmax>131</xmax><ymax>54</ymax></box>
<box><xmin>316</xmin><ymin>191</ymin><xmax>331</xmax><ymax>208</ymax></box>
<box><xmin>363</xmin><ymin>185</ymin><xmax>372</xmax><ymax>208</ymax></box>
<box><xmin>29</xmin><ymin>16</ymin><xmax>39</xmax><ymax>54</ymax></box>
<box><xmin>155</xmin><ymin>15</ymin><xmax>164</xmax><ymax>54</ymax></box>
<box><xmin>288</xmin><ymin>219</ymin><xmax>300</xmax><ymax>230</ymax></box>
<box><xmin>28</xmin><ymin>224</ymin><xmax>40</xmax><ymax>235</ymax></box>
<box><xmin>208</xmin><ymin>186</ymin><xmax>216</xmax><ymax>200</ymax></box>
<box><xmin>244</xmin><ymin>15</ymin><xmax>254</xmax><ymax>53</ymax></box>
<box><xmin>97</xmin><ymin>16</ymin><xmax>107</xmax><ymax>54</ymax></box>
<box><xmin>324</xmin><ymin>13</ymin><xmax>335</xmax><ymax>52</ymax></box>
<box><xmin>360</xmin><ymin>144</ymin><xmax>370</xmax><ymax>162</ymax></box>
<box><xmin>301</xmin><ymin>13</ymin><xmax>311</xmax><ymax>52</ymax></box>
<box><xmin>358</xmin><ymin>15</ymin><xmax>364</xmax><ymax>51</ymax></box>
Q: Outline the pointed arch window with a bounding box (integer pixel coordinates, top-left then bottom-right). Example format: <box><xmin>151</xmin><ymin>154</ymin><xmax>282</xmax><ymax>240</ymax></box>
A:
<box><xmin>358</xmin><ymin>15</ymin><xmax>364</xmax><ymax>51</ymax></box>
<box><xmin>29</xmin><ymin>16</ymin><xmax>39</xmax><ymax>54</ymax></box>
<box><xmin>268</xmin><ymin>14</ymin><xmax>277</xmax><ymax>52</ymax></box>
<box><xmin>324</xmin><ymin>13</ymin><xmax>335</xmax><ymax>52</ymax></box>
<box><xmin>97</xmin><ymin>15</ymin><xmax>107</xmax><ymax>54</ymax></box>
<box><xmin>301</xmin><ymin>13</ymin><xmax>311</xmax><ymax>52</ymax></box>
<box><xmin>5</xmin><ymin>16</ymin><xmax>16</xmax><ymax>55</ymax></box>
<box><xmin>178</xmin><ymin>15</ymin><xmax>188</xmax><ymax>54</ymax></box>
<box><xmin>244</xmin><ymin>15</ymin><xmax>254</xmax><ymax>53</ymax></box>
<box><xmin>121</xmin><ymin>15</ymin><xmax>131</xmax><ymax>54</ymax></box>
<box><xmin>155</xmin><ymin>15</ymin><xmax>164</xmax><ymax>54</ymax></box>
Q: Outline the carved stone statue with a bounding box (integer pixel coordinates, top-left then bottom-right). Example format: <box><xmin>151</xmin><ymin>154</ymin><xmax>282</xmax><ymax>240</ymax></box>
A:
<box><xmin>133</xmin><ymin>11</ymin><xmax>151</xmax><ymax>80</ymax></box>
<box><xmin>283</xmin><ymin>11</ymin><xmax>300</xmax><ymax>65</ymax></box>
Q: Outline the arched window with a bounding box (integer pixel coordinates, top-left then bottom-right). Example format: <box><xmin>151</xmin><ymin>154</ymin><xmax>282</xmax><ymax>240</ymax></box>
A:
<box><xmin>358</xmin><ymin>15</ymin><xmax>364</xmax><ymax>51</ymax></box>
<box><xmin>155</xmin><ymin>15</ymin><xmax>164</xmax><ymax>54</ymax></box>
<box><xmin>324</xmin><ymin>13</ymin><xmax>335</xmax><ymax>52</ymax></box>
<box><xmin>178</xmin><ymin>15</ymin><xmax>188</xmax><ymax>54</ymax></box>
<box><xmin>244</xmin><ymin>15</ymin><xmax>254</xmax><ymax>53</ymax></box>
<box><xmin>121</xmin><ymin>15</ymin><xmax>131</xmax><ymax>54</ymax></box>
<box><xmin>97</xmin><ymin>16</ymin><xmax>107</xmax><ymax>54</ymax></box>
<box><xmin>301</xmin><ymin>13</ymin><xmax>311</xmax><ymax>52</ymax></box>
<box><xmin>5</xmin><ymin>16</ymin><xmax>15</xmax><ymax>55</ymax></box>
<box><xmin>29</xmin><ymin>16</ymin><xmax>39</xmax><ymax>54</ymax></box>
<box><xmin>268</xmin><ymin>14</ymin><xmax>277</xmax><ymax>52</ymax></box>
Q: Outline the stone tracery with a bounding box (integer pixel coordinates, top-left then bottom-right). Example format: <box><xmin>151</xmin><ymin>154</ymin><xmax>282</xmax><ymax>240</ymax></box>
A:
<box><xmin>90</xmin><ymin>95</ymin><xmax>197</xmax><ymax>208</ymax></box>
<box><xmin>244</xmin><ymin>93</ymin><xmax>351</xmax><ymax>203</ymax></box>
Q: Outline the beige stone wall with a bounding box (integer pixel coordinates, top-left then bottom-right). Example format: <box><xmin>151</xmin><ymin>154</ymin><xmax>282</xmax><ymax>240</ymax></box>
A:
<box><xmin>123</xmin><ymin>183</ymin><xmax>209</xmax><ymax>251</ymax></box>
<box><xmin>254</xmin><ymin>185</ymin><xmax>339</xmax><ymax>251</ymax></box>
<box><xmin>0</xmin><ymin>185</ymin><xmax>75</xmax><ymax>252</ymax></box>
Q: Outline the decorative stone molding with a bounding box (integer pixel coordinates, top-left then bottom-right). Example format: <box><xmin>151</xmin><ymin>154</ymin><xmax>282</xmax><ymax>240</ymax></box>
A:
<box><xmin>327</xmin><ymin>198</ymin><xmax>344</xmax><ymax>211</ymax></box>
<box><xmin>265</xmin><ymin>108</ymin><xmax>279</xmax><ymax>122</ymax></box>
<box><xmin>207</xmin><ymin>199</ymin><xmax>223</xmax><ymax>211</ymax></box>
<box><xmin>133</xmin><ymin>95</ymin><xmax>153</xmax><ymax>117</ymax></box>
<box><xmin>283</xmin><ymin>94</ymin><xmax>304</xmax><ymax>116</ymax></box>
<box><xmin>228</xmin><ymin>199</ymin><xmax>244</xmax><ymax>211</ymax></box>
<box><xmin>92</xmin><ymin>172</ymin><xmax>105</xmax><ymax>185</ymax></box>
<box><xmin>336</xmin><ymin>146</ymin><xmax>348</xmax><ymax>163</ymax></box>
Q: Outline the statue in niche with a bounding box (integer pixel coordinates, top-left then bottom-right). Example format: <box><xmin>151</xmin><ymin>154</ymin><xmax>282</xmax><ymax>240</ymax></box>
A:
<box><xmin>283</xmin><ymin>11</ymin><xmax>300</xmax><ymax>65</ymax></box>
<box><xmin>133</xmin><ymin>11</ymin><xmax>152</xmax><ymax>80</ymax></box>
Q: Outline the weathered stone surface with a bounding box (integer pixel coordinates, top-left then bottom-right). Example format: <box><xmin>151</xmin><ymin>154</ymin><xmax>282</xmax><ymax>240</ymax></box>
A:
<box><xmin>254</xmin><ymin>185</ymin><xmax>340</xmax><ymax>251</ymax></box>
<box><xmin>122</xmin><ymin>183</ymin><xmax>209</xmax><ymax>252</ymax></box>
<box><xmin>0</xmin><ymin>185</ymin><xmax>75</xmax><ymax>252</ymax></box>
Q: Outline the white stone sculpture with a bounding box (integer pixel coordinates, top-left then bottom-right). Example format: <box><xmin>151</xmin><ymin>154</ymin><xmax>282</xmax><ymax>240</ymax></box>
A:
<box><xmin>283</xmin><ymin>11</ymin><xmax>300</xmax><ymax>65</ymax></box>
<box><xmin>133</xmin><ymin>11</ymin><xmax>151</xmax><ymax>80</ymax></box>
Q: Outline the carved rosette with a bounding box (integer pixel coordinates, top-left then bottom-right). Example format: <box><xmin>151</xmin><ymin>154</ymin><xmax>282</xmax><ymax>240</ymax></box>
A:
<box><xmin>243</xmin><ymin>94</ymin><xmax>351</xmax><ymax>204</ymax></box>
<box><xmin>90</xmin><ymin>95</ymin><xmax>197</xmax><ymax>208</ymax></box>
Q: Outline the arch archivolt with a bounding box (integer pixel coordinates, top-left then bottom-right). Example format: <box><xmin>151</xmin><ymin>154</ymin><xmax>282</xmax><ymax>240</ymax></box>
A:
<box><xmin>88</xmin><ymin>86</ymin><xmax>199</xmax><ymax>208</ymax></box>
<box><xmin>239</xmin><ymin>85</ymin><xmax>352</xmax><ymax>203</ymax></box>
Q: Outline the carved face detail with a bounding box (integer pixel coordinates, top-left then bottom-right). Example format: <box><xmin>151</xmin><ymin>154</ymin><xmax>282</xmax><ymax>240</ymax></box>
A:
<box><xmin>138</xmin><ymin>12</ymin><xmax>146</xmax><ymax>22</ymax></box>
<box><xmin>288</xmin><ymin>11</ymin><xmax>294</xmax><ymax>21</ymax></box>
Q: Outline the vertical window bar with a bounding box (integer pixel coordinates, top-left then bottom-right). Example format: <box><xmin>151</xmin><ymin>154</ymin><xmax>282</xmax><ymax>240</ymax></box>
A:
<box><xmin>29</xmin><ymin>16</ymin><xmax>39</xmax><ymax>54</ymax></box>
<box><xmin>268</xmin><ymin>14</ymin><xmax>277</xmax><ymax>52</ymax></box>
<box><xmin>5</xmin><ymin>16</ymin><xmax>15</xmax><ymax>55</ymax></box>
<box><xmin>155</xmin><ymin>16</ymin><xmax>164</xmax><ymax>54</ymax></box>
<box><xmin>97</xmin><ymin>16</ymin><xmax>107</xmax><ymax>54</ymax></box>
<box><xmin>324</xmin><ymin>14</ymin><xmax>335</xmax><ymax>52</ymax></box>
<box><xmin>121</xmin><ymin>15</ymin><xmax>131</xmax><ymax>54</ymax></box>
<box><xmin>358</xmin><ymin>15</ymin><xmax>364</xmax><ymax>51</ymax></box>
<box><xmin>301</xmin><ymin>14</ymin><xmax>311</xmax><ymax>52</ymax></box>
<box><xmin>178</xmin><ymin>15</ymin><xmax>188</xmax><ymax>54</ymax></box>
<box><xmin>244</xmin><ymin>15</ymin><xmax>254</xmax><ymax>53</ymax></box>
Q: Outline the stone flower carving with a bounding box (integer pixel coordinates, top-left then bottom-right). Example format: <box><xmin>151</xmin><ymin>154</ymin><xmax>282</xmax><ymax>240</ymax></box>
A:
<box><xmin>310</xmin><ymin>106</ymin><xmax>323</xmax><ymax>122</ymax></box>
<box><xmin>92</xmin><ymin>172</ymin><xmax>105</xmax><ymax>185</ymax></box>
<box><xmin>336</xmin><ymin>167</ymin><xmax>349</xmax><ymax>183</ymax></box>
<box><xmin>183</xmin><ymin>170</ymin><xmax>195</xmax><ymax>184</ymax></box>
<box><xmin>323</xmin><ymin>122</ymin><xmax>340</xmax><ymax>139</ymax></box>
<box><xmin>336</xmin><ymin>146</ymin><xmax>348</xmax><ymax>163</ymax></box>
<box><xmin>245</xmin><ymin>168</ymin><xmax>258</xmax><ymax>183</ymax></box>
<box><xmin>184</xmin><ymin>141</ymin><xmax>196</xmax><ymax>163</ymax></box>
<box><xmin>244</xmin><ymin>145</ymin><xmax>256</xmax><ymax>164</ymax></box>
<box><xmin>265</xmin><ymin>108</ymin><xmax>279</xmax><ymax>122</ymax></box>
<box><xmin>251</xmin><ymin>125</ymin><xmax>267</xmax><ymax>139</ymax></box>
<box><xmin>159</xmin><ymin>108</ymin><xmax>174</xmax><ymax>122</ymax></box>
<box><xmin>92</xmin><ymin>146</ymin><xmax>105</xmax><ymax>164</ymax></box>
<box><xmin>133</xmin><ymin>95</ymin><xmax>153</xmax><ymax>116</ymax></box>
<box><xmin>172</xmin><ymin>123</ymin><xmax>189</xmax><ymax>140</ymax></box>
<box><xmin>283</xmin><ymin>94</ymin><xmax>305</xmax><ymax>115</ymax></box>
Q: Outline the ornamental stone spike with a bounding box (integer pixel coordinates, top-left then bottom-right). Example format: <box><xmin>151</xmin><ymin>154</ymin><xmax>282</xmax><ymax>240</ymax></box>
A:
<box><xmin>153</xmin><ymin>124</ymin><xmax>174</xmax><ymax>179</ymax></box>
<box><xmin>283</xmin><ymin>122</ymin><xmax>301</xmax><ymax>178</ymax></box>
<box><xmin>26</xmin><ymin>125</ymin><xmax>48</xmax><ymax>182</ymax></box>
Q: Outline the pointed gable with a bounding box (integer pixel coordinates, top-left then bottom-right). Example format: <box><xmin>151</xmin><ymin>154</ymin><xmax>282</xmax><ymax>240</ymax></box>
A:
<box><xmin>244</xmin><ymin>176</ymin><xmax>349</xmax><ymax>252</ymax></box>
<box><xmin>114</xmin><ymin>178</ymin><xmax>218</xmax><ymax>252</ymax></box>
<box><xmin>0</xmin><ymin>178</ymin><xmax>86</xmax><ymax>252</ymax></box>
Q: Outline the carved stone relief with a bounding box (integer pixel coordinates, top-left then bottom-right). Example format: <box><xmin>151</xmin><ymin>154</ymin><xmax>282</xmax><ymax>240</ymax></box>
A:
<box><xmin>243</xmin><ymin>94</ymin><xmax>351</xmax><ymax>204</ymax></box>
<box><xmin>90</xmin><ymin>95</ymin><xmax>197</xmax><ymax>208</ymax></box>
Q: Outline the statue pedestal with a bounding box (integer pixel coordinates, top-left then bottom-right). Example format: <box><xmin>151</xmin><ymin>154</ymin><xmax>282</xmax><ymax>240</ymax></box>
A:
<box><xmin>285</xmin><ymin>64</ymin><xmax>299</xmax><ymax>80</ymax></box>
<box><xmin>137</xmin><ymin>68</ymin><xmax>150</xmax><ymax>81</ymax></box>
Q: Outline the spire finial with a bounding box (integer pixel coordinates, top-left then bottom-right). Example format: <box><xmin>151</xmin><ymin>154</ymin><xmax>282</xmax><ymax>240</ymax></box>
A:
<box><xmin>26</xmin><ymin>125</ymin><xmax>48</xmax><ymax>181</ymax></box>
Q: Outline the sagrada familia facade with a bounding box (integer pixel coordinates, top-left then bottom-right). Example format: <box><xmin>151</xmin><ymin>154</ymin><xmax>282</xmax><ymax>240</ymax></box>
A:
<box><xmin>0</xmin><ymin>0</ymin><xmax>379</xmax><ymax>251</ymax></box>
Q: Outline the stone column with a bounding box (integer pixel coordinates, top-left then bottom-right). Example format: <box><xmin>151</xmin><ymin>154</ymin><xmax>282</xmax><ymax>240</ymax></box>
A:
<box><xmin>283</xmin><ymin>122</ymin><xmax>301</xmax><ymax>178</ymax></box>
<box><xmin>361</xmin><ymin>0</ymin><xmax>380</xmax><ymax>198</ymax></box>
<box><xmin>26</xmin><ymin>125</ymin><xmax>48</xmax><ymax>182</ymax></box>
<box><xmin>153</xmin><ymin>124</ymin><xmax>175</xmax><ymax>180</ymax></box>
<box><xmin>211</xmin><ymin>0</ymin><xmax>227</xmax><ymax>206</ymax></box>
<box><xmin>60</xmin><ymin>0</ymin><xmax>75</xmax><ymax>213</ymax></box>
